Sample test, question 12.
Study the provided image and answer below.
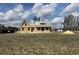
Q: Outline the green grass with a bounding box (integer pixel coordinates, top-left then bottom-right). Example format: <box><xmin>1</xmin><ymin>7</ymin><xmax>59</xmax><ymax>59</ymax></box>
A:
<box><xmin>0</xmin><ymin>32</ymin><xmax>79</xmax><ymax>55</ymax></box>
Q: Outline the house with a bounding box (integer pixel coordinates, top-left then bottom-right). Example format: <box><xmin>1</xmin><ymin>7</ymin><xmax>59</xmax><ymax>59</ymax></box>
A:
<box><xmin>19</xmin><ymin>20</ymin><xmax>52</xmax><ymax>33</ymax></box>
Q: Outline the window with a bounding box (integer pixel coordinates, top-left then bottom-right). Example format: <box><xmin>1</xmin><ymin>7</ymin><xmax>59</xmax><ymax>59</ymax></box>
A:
<box><xmin>31</xmin><ymin>27</ymin><xmax>34</xmax><ymax>32</ymax></box>
<box><xmin>37</xmin><ymin>27</ymin><xmax>40</xmax><ymax>30</ymax></box>
<box><xmin>41</xmin><ymin>27</ymin><xmax>44</xmax><ymax>31</ymax></box>
<box><xmin>46</xmin><ymin>27</ymin><xmax>48</xmax><ymax>30</ymax></box>
<box><xmin>25</xmin><ymin>24</ymin><xmax>27</xmax><ymax>25</ymax></box>
<box><xmin>28</xmin><ymin>27</ymin><xmax>30</xmax><ymax>30</ymax></box>
<box><xmin>22</xmin><ymin>28</ymin><xmax>24</xmax><ymax>31</ymax></box>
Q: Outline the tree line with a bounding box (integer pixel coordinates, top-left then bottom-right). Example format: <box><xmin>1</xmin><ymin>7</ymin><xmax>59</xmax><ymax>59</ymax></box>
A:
<box><xmin>0</xmin><ymin>24</ymin><xmax>19</xmax><ymax>33</ymax></box>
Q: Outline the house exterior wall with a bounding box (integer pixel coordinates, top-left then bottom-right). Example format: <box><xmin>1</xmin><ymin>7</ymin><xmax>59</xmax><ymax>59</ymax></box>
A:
<box><xmin>18</xmin><ymin>20</ymin><xmax>52</xmax><ymax>33</ymax></box>
<box><xmin>20</xmin><ymin>27</ymin><xmax>51</xmax><ymax>33</ymax></box>
<box><xmin>20</xmin><ymin>27</ymin><xmax>31</xmax><ymax>32</ymax></box>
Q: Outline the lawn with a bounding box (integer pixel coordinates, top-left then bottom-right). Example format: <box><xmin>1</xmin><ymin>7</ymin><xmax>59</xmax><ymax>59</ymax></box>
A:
<box><xmin>0</xmin><ymin>32</ymin><xmax>79</xmax><ymax>55</ymax></box>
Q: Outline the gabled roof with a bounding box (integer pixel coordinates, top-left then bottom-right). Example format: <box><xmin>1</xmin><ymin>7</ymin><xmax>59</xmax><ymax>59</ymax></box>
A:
<box><xmin>21</xmin><ymin>20</ymin><xmax>29</xmax><ymax>26</ymax></box>
<box><xmin>30</xmin><ymin>25</ymin><xmax>51</xmax><ymax>27</ymax></box>
<box><xmin>21</xmin><ymin>20</ymin><xmax>51</xmax><ymax>27</ymax></box>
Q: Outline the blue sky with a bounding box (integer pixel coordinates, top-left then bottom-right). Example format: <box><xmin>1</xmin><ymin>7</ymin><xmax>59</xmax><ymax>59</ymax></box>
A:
<box><xmin>0</xmin><ymin>3</ymin><xmax>79</xmax><ymax>28</ymax></box>
<box><xmin>0</xmin><ymin>3</ymin><xmax>34</xmax><ymax>12</ymax></box>
<box><xmin>0</xmin><ymin>3</ymin><xmax>70</xmax><ymax>18</ymax></box>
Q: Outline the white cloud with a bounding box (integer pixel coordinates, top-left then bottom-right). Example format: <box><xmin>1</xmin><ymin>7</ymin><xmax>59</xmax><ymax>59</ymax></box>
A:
<box><xmin>22</xmin><ymin>11</ymin><xmax>32</xmax><ymax>19</ymax></box>
<box><xmin>4</xmin><ymin>21</ymin><xmax>22</xmax><ymax>27</ymax></box>
<box><xmin>8</xmin><ymin>4</ymin><xmax>32</xmax><ymax>21</ymax></box>
<box><xmin>50</xmin><ymin>17</ymin><xmax>64</xmax><ymax>29</ymax></box>
<box><xmin>0</xmin><ymin>12</ymin><xmax>5</xmax><ymax>20</ymax></box>
<box><xmin>13</xmin><ymin>4</ymin><xmax>24</xmax><ymax>13</ymax></box>
<box><xmin>60</xmin><ymin>3</ymin><xmax>79</xmax><ymax>16</ymax></box>
<box><xmin>0</xmin><ymin>3</ymin><xmax>58</xmax><ymax>27</ymax></box>
<box><xmin>4</xmin><ymin>10</ymin><xmax>14</xmax><ymax>20</ymax></box>
<box><xmin>10</xmin><ymin>21</ymin><xmax>22</xmax><ymax>27</ymax></box>
<box><xmin>51</xmin><ymin>17</ymin><xmax>64</xmax><ymax>23</ymax></box>
<box><xmin>32</xmin><ymin>3</ymin><xmax>58</xmax><ymax>17</ymax></box>
<box><xmin>0</xmin><ymin>4</ymin><xmax>33</xmax><ymax>27</ymax></box>
<box><xmin>3</xmin><ymin>4</ymin><xmax>24</xmax><ymax>21</ymax></box>
<box><xmin>0</xmin><ymin>12</ymin><xmax>8</xmax><ymax>23</ymax></box>
<box><xmin>0</xmin><ymin>3</ymin><xmax>58</xmax><ymax>28</ymax></box>
<box><xmin>72</xmin><ymin>12</ymin><xmax>79</xmax><ymax>17</ymax></box>
<box><xmin>32</xmin><ymin>3</ymin><xmax>43</xmax><ymax>14</ymax></box>
<box><xmin>0</xmin><ymin>12</ymin><xmax>5</xmax><ymax>16</ymax></box>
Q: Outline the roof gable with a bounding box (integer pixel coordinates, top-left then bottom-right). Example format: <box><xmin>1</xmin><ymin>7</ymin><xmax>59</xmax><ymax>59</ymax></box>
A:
<box><xmin>21</xmin><ymin>20</ymin><xmax>29</xmax><ymax>26</ymax></box>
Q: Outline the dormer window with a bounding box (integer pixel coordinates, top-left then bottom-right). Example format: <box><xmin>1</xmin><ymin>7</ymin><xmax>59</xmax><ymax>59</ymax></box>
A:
<box><xmin>25</xmin><ymin>24</ymin><xmax>27</xmax><ymax>25</ymax></box>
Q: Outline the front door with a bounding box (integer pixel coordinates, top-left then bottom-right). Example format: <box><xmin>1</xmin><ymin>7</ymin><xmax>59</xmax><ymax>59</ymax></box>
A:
<box><xmin>31</xmin><ymin>27</ymin><xmax>34</xmax><ymax>32</ymax></box>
